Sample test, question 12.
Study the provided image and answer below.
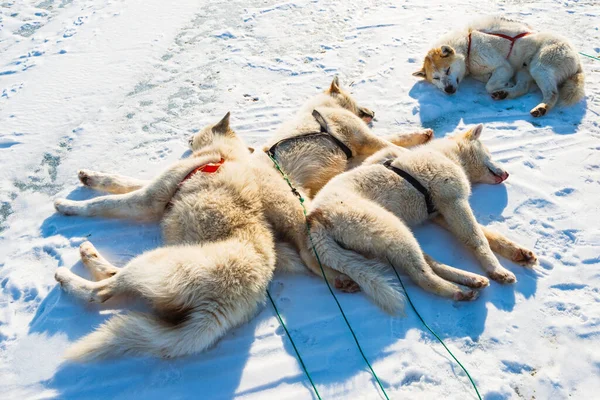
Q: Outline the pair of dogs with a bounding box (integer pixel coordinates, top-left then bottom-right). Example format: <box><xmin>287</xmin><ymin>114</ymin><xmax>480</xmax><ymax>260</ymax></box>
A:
<box><xmin>54</xmin><ymin>77</ymin><xmax>537</xmax><ymax>360</ymax></box>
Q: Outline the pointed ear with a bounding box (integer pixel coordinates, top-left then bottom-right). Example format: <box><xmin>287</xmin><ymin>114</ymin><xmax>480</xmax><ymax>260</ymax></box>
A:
<box><xmin>212</xmin><ymin>112</ymin><xmax>231</xmax><ymax>135</ymax></box>
<box><xmin>412</xmin><ymin>69</ymin><xmax>426</xmax><ymax>78</ymax></box>
<box><xmin>465</xmin><ymin>124</ymin><xmax>484</xmax><ymax>141</ymax></box>
<box><xmin>247</xmin><ymin>146</ymin><xmax>255</xmax><ymax>153</ymax></box>
<box><xmin>440</xmin><ymin>45</ymin><xmax>455</xmax><ymax>58</ymax></box>
<box><xmin>329</xmin><ymin>76</ymin><xmax>341</xmax><ymax>94</ymax></box>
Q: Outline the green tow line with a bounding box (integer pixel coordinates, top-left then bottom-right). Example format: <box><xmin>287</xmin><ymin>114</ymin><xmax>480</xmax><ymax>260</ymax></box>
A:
<box><xmin>267</xmin><ymin>153</ymin><xmax>482</xmax><ymax>400</ymax></box>
<box><xmin>579</xmin><ymin>52</ymin><xmax>600</xmax><ymax>62</ymax></box>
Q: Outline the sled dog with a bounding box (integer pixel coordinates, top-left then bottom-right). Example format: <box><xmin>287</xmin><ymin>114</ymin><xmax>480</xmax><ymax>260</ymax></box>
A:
<box><xmin>413</xmin><ymin>17</ymin><xmax>584</xmax><ymax>117</ymax></box>
<box><xmin>53</xmin><ymin>113</ymin><xmax>310</xmax><ymax>360</ymax></box>
<box><xmin>305</xmin><ymin>124</ymin><xmax>538</xmax><ymax>314</ymax></box>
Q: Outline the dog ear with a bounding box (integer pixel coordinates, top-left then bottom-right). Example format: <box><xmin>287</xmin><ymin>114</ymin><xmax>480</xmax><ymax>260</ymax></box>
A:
<box><xmin>212</xmin><ymin>112</ymin><xmax>231</xmax><ymax>135</ymax></box>
<box><xmin>465</xmin><ymin>124</ymin><xmax>484</xmax><ymax>141</ymax></box>
<box><xmin>247</xmin><ymin>146</ymin><xmax>255</xmax><ymax>153</ymax></box>
<box><xmin>412</xmin><ymin>69</ymin><xmax>426</xmax><ymax>78</ymax></box>
<box><xmin>328</xmin><ymin>76</ymin><xmax>341</xmax><ymax>94</ymax></box>
<box><xmin>440</xmin><ymin>45</ymin><xmax>455</xmax><ymax>58</ymax></box>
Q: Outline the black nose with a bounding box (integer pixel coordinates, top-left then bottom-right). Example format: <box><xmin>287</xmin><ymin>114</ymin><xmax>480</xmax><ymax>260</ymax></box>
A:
<box><xmin>445</xmin><ymin>86</ymin><xmax>456</xmax><ymax>94</ymax></box>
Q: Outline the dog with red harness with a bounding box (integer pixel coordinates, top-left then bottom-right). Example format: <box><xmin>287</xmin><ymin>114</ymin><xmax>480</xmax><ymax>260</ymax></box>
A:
<box><xmin>413</xmin><ymin>16</ymin><xmax>585</xmax><ymax>117</ymax></box>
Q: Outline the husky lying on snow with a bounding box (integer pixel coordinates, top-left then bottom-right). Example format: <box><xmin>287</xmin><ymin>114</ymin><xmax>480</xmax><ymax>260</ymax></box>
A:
<box><xmin>413</xmin><ymin>17</ymin><xmax>584</xmax><ymax>117</ymax></box>
<box><xmin>305</xmin><ymin>124</ymin><xmax>538</xmax><ymax>314</ymax></box>
<box><xmin>53</xmin><ymin>113</ymin><xmax>312</xmax><ymax>360</ymax></box>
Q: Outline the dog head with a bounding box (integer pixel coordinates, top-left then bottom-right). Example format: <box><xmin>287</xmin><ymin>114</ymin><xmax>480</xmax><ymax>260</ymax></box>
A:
<box><xmin>325</xmin><ymin>76</ymin><xmax>375</xmax><ymax>124</ymax></box>
<box><xmin>452</xmin><ymin>124</ymin><xmax>509</xmax><ymax>185</ymax></box>
<box><xmin>413</xmin><ymin>45</ymin><xmax>466</xmax><ymax>95</ymax></box>
<box><xmin>190</xmin><ymin>112</ymin><xmax>250</xmax><ymax>160</ymax></box>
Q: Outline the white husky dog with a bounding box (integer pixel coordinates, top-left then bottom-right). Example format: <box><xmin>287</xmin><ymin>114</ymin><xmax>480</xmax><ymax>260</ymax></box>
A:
<box><xmin>53</xmin><ymin>113</ymin><xmax>311</xmax><ymax>360</ymax></box>
<box><xmin>305</xmin><ymin>124</ymin><xmax>538</xmax><ymax>314</ymax></box>
<box><xmin>413</xmin><ymin>17</ymin><xmax>584</xmax><ymax>117</ymax></box>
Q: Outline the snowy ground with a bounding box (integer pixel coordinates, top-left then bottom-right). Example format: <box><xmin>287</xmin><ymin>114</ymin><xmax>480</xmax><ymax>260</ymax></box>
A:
<box><xmin>1</xmin><ymin>0</ymin><xmax>599</xmax><ymax>399</ymax></box>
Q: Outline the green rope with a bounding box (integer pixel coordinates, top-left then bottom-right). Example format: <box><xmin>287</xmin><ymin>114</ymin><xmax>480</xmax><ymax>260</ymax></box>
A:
<box><xmin>267</xmin><ymin>289</ymin><xmax>322</xmax><ymax>400</ymax></box>
<box><xmin>388</xmin><ymin>258</ymin><xmax>482</xmax><ymax>400</ymax></box>
<box><xmin>579</xmin><ymin>52</ymin><xmax>600</xmax><ymax>62</ymax></box>
<box><xmin>268</xmin><ymin>153</ymin><xmax>390</xmax><ymax>400</ymax></box>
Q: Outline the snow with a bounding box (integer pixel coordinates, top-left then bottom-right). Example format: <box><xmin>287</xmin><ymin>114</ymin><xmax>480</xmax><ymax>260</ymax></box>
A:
<box><xmin>1</xmin><ymin>0</ymin><xmax>599</xmax><ymax>399</ymax></box>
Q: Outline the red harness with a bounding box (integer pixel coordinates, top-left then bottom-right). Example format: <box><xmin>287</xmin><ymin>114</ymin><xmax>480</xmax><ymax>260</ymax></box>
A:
<box><xmin>467</xmin><ymin>31</ymin><xmax>531</xmax><ymax>60</ymax></box>
<box><xmin>165</xmin><ymin>158</ymin><xmax>224</xmax><ymax>210</ymax></box>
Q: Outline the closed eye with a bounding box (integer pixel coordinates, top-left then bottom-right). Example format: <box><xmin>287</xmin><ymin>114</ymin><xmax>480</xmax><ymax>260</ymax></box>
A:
<box><xmin>446</xmin><ymin>67</ymin><xmax>450</xmax><ymax>75</ymax></box>
<box><xmin>433</xmin><ymin>77</ymin><xmax>440</xmax><ymax>81</ymax></box>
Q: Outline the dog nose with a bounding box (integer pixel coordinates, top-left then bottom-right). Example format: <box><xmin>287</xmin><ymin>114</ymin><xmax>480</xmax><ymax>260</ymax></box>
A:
<box><xmin>500</xmin><ymin>171</ymin><xmax>509</xmax><ymax>181</ymax></box>
<box><xmin>188</xmin><ymin>136</ymin><xmax>194</xmax><ymax>147</ymax></box>
<box><xmin>445</xmin><ymin>86</ymin><xmax>456</xmax><ymax>94</ymax></box>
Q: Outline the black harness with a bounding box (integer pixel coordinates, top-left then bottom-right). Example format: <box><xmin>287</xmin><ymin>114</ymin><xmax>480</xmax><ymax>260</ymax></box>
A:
<box><xmin>383</xmin><ymin>159</ymin><xmax>436</xmax><ymax>214</ymax></box>
<box><xmin>266</xmin><ymin>109</ymin><xmax>353</xmax><ymax>160</ymax></box>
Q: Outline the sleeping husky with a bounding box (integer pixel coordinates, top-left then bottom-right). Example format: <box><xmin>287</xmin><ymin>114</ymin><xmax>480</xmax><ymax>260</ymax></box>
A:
<box><xmin>413</xmin><ymin>17</ymin><xmax>584</xmax><ymax>117</ymax></box>
<box><xmin>305</xmin><ymin>124</ymin><xmax>538</xmax><ymax>314</ymax></box>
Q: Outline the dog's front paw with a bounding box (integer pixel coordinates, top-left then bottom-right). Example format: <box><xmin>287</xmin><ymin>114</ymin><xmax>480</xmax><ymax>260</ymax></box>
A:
<box><xmin>422</xmin><ymin>128</ymin><xmax>434</xmax><ymax>142</ymax></box>
<box><xmin>334</xmin><ymin>274</ymin><xmax>360</xmax><ymax>293</ymax></box>
<box><xmin>491</xmin><ymin>91</ymin><xmax>508</xmax><ymax>100</ymax></box>
<box><xmin>454</xmin><ymin>289</ymin><xmax>479</xmax><ymax>301</ymax></box>
<box><xmin>530</xmin><ymin>104</ymin><xmax>547</xmax><ymax>117</ymax></box>
<box><xmin>512</xmin><ymin>247</ymin><xmax>538</xmax><ymax>267</ymax></box>
<box><xmin>488</xmin><ymin>268</ymin><xmax>517</xmax><ymax>284</ymax></box>
<box><xmin>468</xmin><ymin>275</ymin><xmax>490</xmax><ymax>289</ymax></box>
<box><xmin>79</xmin><ymin>241</ymin><xmax>99</xmax><ymax>260</ymax></box>
<box><xmin>54</xmin><ymin>199</ymin><xmax>78</xmax><ymax>216</ymax></box>
<box><xmin>78</xmin><ymin>170</ymin><xmax>95</xmax><ymax>187</ymax></box>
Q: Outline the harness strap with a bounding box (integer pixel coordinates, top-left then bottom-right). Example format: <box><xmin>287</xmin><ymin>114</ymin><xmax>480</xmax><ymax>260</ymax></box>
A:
<box><xmin>467</xmin><ymin>30</ymin><xmax>531</xmax><ymax>61</ymax></box>
<box><xmin>267</xmin><ymin>110</ymin><xmax>353</xmax><ymax>160</ymax></box>
<box><xmin>165</xmin><ymin>158</ymin><xmax>224</xmax><ymax>210</ymax></box>
<box><xmin>383</xmin><ymin>160</ymin><xmax>436</xmax><ymax>214</ymax></box>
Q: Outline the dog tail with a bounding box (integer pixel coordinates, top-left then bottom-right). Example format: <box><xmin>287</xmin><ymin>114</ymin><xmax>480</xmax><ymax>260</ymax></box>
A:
<box><xmin>65</xmin><ymin>311</ymin><xmax>227</xmax><ymax>361</ymax></box>
<box><xmin>559</xmin><ymin>68</ymin><xmax>585</xmax><ymax>105</ymax></box>
<box><xmin>309</xmin><ymin>222</ymin><xmax>405</xmax><ymax>315</ymax></box>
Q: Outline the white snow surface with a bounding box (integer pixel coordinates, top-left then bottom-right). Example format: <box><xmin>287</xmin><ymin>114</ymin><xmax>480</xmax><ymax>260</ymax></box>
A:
<box><xmin>1</xmin><ymin>0</ymin><xmax>599</xmax><ymax>399</ymax></box>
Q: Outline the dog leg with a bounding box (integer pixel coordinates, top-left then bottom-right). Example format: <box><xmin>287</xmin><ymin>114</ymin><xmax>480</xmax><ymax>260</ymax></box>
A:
<box><xmin>55</xmin><ymin>268</ymin><xmax>121</xmax><ymax>303</ymax></box>
<box><xmin>433</xmin><ymin>215</ymin><xmax>537</xmax><ymax>267</ymax></box>
<box><xmin>78</xmin><ymin>170</ymin><xmax>149</xmax><ymax>194</ymax></box>
<box><xmin>79</xmin><ymin>241</ymin><xmax>120</xmax><ymax>281</ymax></box>
<box><xmin>491</xmin><ymin>69</ymin><xmax>533</xmax><ymax>100</ymax></box>
<box><xmin>299</xmin><ymin>248</ymin><xmax>360</xmax><ymax>293</ymax></box>
<box><xmin>312</xmin><ymin>201</ymin><xmax>479</xmax><ymax>301</ymax></box>
<box><xmin>486</xmin><ymin>61</ymin><xmax>515</xmax><ymax>94</ymax></box>
<box><xmin>382</xmin><ymin>129</ymin><xmax>434</xmax><ymax>148</ymax></box>
<box><xmin>424</xmin><ymin>254</ymin><xmax>489</xmax><ymax>288</ymax></box>
<box><xmin>528</xmin><ymin>65</ymin><xmax>559</xmax><ymax>117</ymax></box>
<box><xmin>436</xmin><ymin>201</ymin><xmax>517</xmax><ymax>284</ymax></box>
<box><xmin>55</xmin><ymin>156</ymin><xmax>220</xmax><ymax>220</ymax></box>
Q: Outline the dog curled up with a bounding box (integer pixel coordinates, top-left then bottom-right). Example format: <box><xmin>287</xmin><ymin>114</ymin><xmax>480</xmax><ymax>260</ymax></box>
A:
<box><xmin>413</xmin><ymin>16</ymin><xmax>584</xmax><ymax>117</ymax></box>
<box><xmin>305</xmin><ymin>124</ymin><xmax>538</xmax><ymax>314</ymax></box>
<box><xmin>53</xmin><ymin>113</ymin><xmax>311</xmax><ymax>361</ymax></box>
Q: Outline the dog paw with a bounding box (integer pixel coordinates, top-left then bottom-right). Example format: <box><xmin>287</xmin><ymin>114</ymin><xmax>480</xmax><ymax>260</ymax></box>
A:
<box><xmin>530</xmin><ymin>104</ymin><xmax>547</xmax><ymax>117</ymax></box>
<box><xmin>54</xmin><ymin>199</ymin><xmax>81</xmax><ymax>216</ymax></box>
<box><xmin>422</xmin><ymin>128</ymin><xmax>434</xmax><ymax>142</ymax></box>
<box><xmin>454</xmin><ymin>290</ymin><xmax>479</xmax><ymax>301</ymax></box>
<box><xmin>55</xmin><ymin>267</ymin><xmax>70</xmax><ymax>286</ymax></box>
<box><xmin>79</xmin><ymin>241</ymin><xmax>99</xmax><ymax>260</ymax></box>
<box><xmin>334</xmin><ymin>274</ymin><xmax>360</xmax><ymax>293</ymax></box>
<box><xmin>512</xmin><ymin>247</ymin><xmax>538</xmax><ymax>267</ymax></box>
<box><xmin>488</xmin><ymin>268</ymin><xmax>517</xmax><ymax>284</ymax></box>
<box><xmin>468</xmin><ymin>275</ymin><xmax>490</xmax><ymax>289</ymax></box>
<box><xmin>78</xmin><ymin>170</ymin><xmax>92</xmax><ymax>186</ymax></box>
<box><xmin>491</xmin><ymin>91</ymin><xmax>508</xmax><ymax>100</ymax></box>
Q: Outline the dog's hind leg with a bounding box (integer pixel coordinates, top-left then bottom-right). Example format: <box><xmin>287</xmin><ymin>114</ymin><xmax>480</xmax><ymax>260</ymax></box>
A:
<box><xmin>435</xmin><ymin>201</ymin><xmax>517</xmax><ymax>284</ymax></box>
<box><xmin>54</xmin><ymin>156</ymin><xmax>219</xmax><ymax>220</ymax></box>
<box><xmin>78</xmin><ymin>170</ymin><xmax>149</xmax><ymax>194</ymax></box>
<box><xmin>433</xmin><ymin>215</ymin><xmax>537</xmax><ymax>267</ymax></box>
<box><xmin>79</xmin><ymin>241</ymin><xmax>120</xmax><ymax>281</ymax></box>
<box><xmin>528</xmin><ymin>65</ymin><xmax>559</xmax><ymax>117</ymax></box>
<box><xmin>491</xmin><ymin>69</ymin><xmax>533</xmax><ymax>100</ymax></box>
<box><xmin>55</xmin><ymin>267</ymin><xmax>123</xmax><ymax>303</ymax></box>
<box><xmin>382</xmin><ymin>129</ymin><xmax>434</xmax><ymax>148</ymax></box>
<box><xmin>424</xmin><ymin>254</ymin><xmax>489</xmax><ymax>288</ymax></box>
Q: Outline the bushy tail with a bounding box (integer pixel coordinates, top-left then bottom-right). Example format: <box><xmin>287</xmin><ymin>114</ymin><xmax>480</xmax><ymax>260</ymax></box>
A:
<box><xmin>66</xmin><ymin>311</ymin><xmax>226</xmax><ymax>361</ymax></box>
<box><xmin>310</xmin><ymin>225</ymin><xmax>405</xmax><ymax>315</ymax></box>
<box><xmin>559</xmin><ymin>69</ymin><xmax>585</xmax><ymax>105</ymax></box>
